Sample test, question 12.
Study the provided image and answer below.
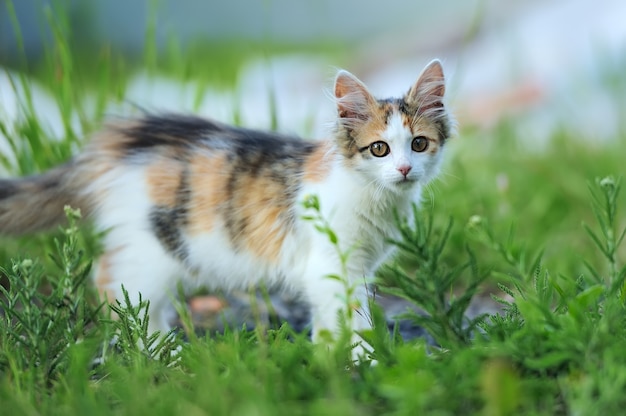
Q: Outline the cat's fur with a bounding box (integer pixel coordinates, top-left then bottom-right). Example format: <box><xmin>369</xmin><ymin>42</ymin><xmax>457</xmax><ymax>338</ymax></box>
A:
<box><xmin>0</xmin><ymin>60</ymin><xmax>451</xmax><ymax>358</ymax></box>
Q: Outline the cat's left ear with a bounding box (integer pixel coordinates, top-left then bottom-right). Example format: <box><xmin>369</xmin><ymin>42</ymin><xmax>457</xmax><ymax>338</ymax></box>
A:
<box><xmin>334</xmin><ymin>70</ymin><xmax>376</xmax><ymax>122</ymax></box>
<box><xmin>406</xmin><ymin>59</ymin><xmax>446</xmax><ymax>110</ymax></box>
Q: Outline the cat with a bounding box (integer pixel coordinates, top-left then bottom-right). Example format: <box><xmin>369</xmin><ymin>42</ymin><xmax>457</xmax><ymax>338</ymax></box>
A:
<box><xmin>0</xmin><ymin>60</ymin><xmax>451</xmax><ymax>360</ymax></box>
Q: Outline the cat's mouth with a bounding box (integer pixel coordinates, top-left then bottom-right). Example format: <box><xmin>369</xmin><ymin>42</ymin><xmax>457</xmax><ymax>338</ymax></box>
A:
<box><xmin>396</xmin><ymin>176</ymin><xmax>418</xmax><ymax>186</ymax></box>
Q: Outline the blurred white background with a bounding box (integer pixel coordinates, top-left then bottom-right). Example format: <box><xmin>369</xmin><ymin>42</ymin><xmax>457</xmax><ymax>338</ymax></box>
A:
<box><xmin>1</xmin><ymin>0</ymin><xmax>625</xmax><ymax>146</ymax></box>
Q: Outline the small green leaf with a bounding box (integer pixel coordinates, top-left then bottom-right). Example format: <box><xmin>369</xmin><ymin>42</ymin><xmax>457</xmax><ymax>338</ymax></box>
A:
<box><xmin>327</xmin><ymin>229</ymin><xmax>338</xmax><ymax>245</ymax></box>
<box><xmin>325</xmin><ymin>274</ymin><xmax>344</xmax><ymax>282</ymax></box>
<box><xmin>571</xmin><ymin>285</ymin><xmax>604</xmax><ymax>310</ymax></box>
<box><xmin>524</xmin><ymin>351</ymin><xmax>572</xmax><ymax>370</ymax></box>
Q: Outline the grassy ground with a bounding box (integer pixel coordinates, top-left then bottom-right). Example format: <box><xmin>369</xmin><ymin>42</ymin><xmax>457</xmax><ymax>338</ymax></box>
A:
<box><xmin>2</xmin><ymin>4</ymin><xmax>626</xmax><ymax>415</ymax></box>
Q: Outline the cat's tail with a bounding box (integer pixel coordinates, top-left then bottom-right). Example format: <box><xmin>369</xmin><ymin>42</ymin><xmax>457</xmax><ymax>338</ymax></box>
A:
<box><xmin>0</xmin><ymin>160</ymin><xmax>93</xmax><ymax>235</ymax></box>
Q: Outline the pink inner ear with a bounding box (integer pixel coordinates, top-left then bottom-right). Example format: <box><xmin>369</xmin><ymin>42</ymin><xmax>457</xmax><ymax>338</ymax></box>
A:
<box><xmin>337</xmin><ymin>95</ymin><xmax>370</xmax><ymax>121</ymax></box>
<box><xmin>335</xmin><ymin>71</ymin><xmax>374</xmax><ymax>121</ymax></box>
<box><xmin>334</xmin><ymin>73</ymin><xmax>355</xmax><ymax>99</ymax></box>
<box><xmin>408</xmin><ymin>60</ymin><xmax>446</xmax><ymax>110</ymax></box>
<box><xmin>417</xmin><ymin>88</ymin><xmax>445</xmax><ymax>113</ymax></box>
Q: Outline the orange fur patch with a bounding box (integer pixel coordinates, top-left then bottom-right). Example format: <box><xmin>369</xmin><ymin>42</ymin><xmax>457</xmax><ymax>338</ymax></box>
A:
<box><xmin>187</xmin><ymin>153</ymin><xmax>229</xmax><ymax>235</ymax></box>
<box><xmin>241</xmin><ymin>177</ymin><xmax>287</xmax><ymax>260</ymax></box>
<box><xmin>145</xmin><ymin>159</ymin><xmax>184</xmax><ymax>207</ymax></box>
<box><xmin>94</xmin><ymin>248</ymin><xmax>122</xmax><ymax>302</ymax></box>
<box><xmin>89</xmin><ymin>120</ymin><xmax>140</xmax><ymax>160</ymax></box>
<box><xmin>358</xmin><ymin>104</ymin><xmax>389</xmax><ymax>147</ymax></box>
<box><xmin>303</xmin><ymin>142</ymin><xmax>333</xmax><ymax>182</ymax></box>
<box><xmin>188</xmin><ymin>153</ymin><xmax>292</xmax><ymax>261</ymax></box>
<box><xmin>234</xmin><ymin>175</ymin><xmax>289</xmax><ymax>262</ymax></box>
<box><xmin>402</xmin><ymin>112</ymin><xmax>413</xmax><ymax>129</ymax></box>
<box><xmin>340</xmin><ymin>104</ymin><xmax>390</xmax><ymax>162</ymax></box>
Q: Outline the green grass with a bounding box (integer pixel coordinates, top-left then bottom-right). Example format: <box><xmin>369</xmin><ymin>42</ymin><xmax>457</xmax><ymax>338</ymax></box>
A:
<box><xmin>3</xmin><ymin>3</ymin><xmax>626</xmax><ymax>415</ymax></box>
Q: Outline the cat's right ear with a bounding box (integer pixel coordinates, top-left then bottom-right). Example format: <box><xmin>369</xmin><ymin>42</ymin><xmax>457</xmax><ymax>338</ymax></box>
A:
<box><xmin>334</xmin><ymin>70</ymin><xmax>375</xmax><ymax>123</ymax></box>
<box><xmin>406</xmin><ymin>60</ymin><xmax>446</xmax><ymax>112</ymax></box>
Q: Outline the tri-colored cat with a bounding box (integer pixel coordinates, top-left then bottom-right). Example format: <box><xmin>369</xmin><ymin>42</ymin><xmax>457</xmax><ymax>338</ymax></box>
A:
<box><xmin>0</xmin><ymin>60</ymin><xmax>451</xmax><ymax>359</ymax></box>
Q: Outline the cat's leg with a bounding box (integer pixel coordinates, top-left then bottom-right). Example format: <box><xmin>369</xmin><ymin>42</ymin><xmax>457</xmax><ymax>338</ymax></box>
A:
<box><xmin>93</xmin><ymin>235</ymin><xmax>183</xmax><ymax>337</ymax></box>
<box><xmin>341</xmin><ymin>282</ymin><xmax>376</xmax><ymax>361</ymax></box>
<box><xmin>301</xmin><ymin>257</ymin><xmax>375</xmax><ymax>361</ymax></box>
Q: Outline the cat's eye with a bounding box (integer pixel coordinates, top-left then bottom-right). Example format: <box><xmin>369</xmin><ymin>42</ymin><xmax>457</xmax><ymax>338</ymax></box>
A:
<box><xmin>411</xmin><ymin>136</ymin><xmax>429</xmax><ymax>153</ymax></box>
<box><xmin>369</xmin><ymin>141</ymin><xmax>390</xmax><ymax>157</ymax></box>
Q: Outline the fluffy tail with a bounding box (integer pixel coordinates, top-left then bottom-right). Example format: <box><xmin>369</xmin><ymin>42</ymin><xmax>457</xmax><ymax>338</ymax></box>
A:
<box><xmin>0</xmin><ymin>161</ymin><xmax>91</xmax><ymax>235</ymax></box>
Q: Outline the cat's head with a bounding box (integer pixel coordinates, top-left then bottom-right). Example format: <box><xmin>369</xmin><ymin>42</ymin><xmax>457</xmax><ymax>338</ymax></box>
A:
<box><xmin>333</xmin><ymin>60</ymin><xmax>451</xmax><ymax>192</ymax></box>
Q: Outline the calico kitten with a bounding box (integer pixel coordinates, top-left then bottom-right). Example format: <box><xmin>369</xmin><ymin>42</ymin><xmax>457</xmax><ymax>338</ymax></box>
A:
<box><xmin>0</xmin><ymin>60</ymin><xmax>451</xmax><ymax>359</ymax></box>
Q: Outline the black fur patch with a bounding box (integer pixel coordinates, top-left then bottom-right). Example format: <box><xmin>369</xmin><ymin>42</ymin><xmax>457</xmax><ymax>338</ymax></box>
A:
<box><xmin>436</xmin><ymin>118</ymin><xmax>451</xmax><ymax>144</ymax></box>
<box><xmin>37</xmin><ymin>173</ymin><xmax>62</xmax><ymax>192</ymax></box>
<box><xmin>149</xmin><ymin>167</ymin><xmax>191</xmax><ymax>261</ymax></box>
<box><xmin>121</xmin><ymin>114</ymin><xmax>225</xmax><ymax>153</ymax></box>
<box><xmin>230</xmin><ymin>132</ymin><xmax>316</xmax><ymax>175</ymax></box>
<box><xmin>397</xmin><ymin>99</ymin><xmax>412</xmax><ymax>117</ymax></box>
<box><xmin>0</xmin><ymin>173</ymin><xmax>62</xmax><ymax>201</ymax></box>
<box><xmin>0</xmin><ymin>180</ymin><xmax>17</xmax><ymax>200</ymax></box>
<box><xmin>150</xmin><ymin>206</ymin><xmax>187</xmax><ymax>258</ymax></box>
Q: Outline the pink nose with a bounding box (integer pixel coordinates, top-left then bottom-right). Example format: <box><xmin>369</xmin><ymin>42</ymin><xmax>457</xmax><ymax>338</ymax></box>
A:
<box><xmin>397</xmin><ymin>165</ymin><xmax>412</xmax><ymax>177</ymax></box>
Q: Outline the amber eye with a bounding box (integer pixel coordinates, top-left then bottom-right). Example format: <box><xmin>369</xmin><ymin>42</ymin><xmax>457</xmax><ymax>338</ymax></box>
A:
<box><xmin>412</xmin><ymin>136</ymin><xmax>429</xmax><ymax>153</ymax></box>
<box><xmin>369</xmin><ymin>141</ymin><xmax>390</xmax><ymax>157</ymax></box>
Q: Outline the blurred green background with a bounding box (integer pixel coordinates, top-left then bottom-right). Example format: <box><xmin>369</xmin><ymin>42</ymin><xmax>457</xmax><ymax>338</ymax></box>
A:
<box><xmin>1</xmin><ymin>0</ymin><xmax>625</xmax><ymax>280</ymax></box>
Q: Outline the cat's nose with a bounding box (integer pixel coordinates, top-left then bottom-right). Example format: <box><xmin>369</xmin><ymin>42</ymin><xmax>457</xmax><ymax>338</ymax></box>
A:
<box><xmin>397</xmin><ymin>165</ymin><xmax>412</xmax><ymax>177</ymax></box>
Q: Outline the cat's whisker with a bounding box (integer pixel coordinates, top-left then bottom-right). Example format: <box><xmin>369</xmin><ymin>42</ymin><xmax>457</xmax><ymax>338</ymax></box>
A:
<box><xmin>438</xmin><ymin>167</ymin><xmax>460</xmax><ymax>184</ymax></box>
<box><xmin>424</xmin><ymin>183</ymin><xmax>437</xmax><ymax>209</ymax></box>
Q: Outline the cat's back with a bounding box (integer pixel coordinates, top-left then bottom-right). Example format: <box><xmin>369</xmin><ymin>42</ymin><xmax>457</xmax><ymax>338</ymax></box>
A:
<box><xmin>83</xmin><ymin>114</ymin><xmax>331</xmax><ymax>272</ymax></box>
<box><xmin>87</xmin><ymin>114</ymin><xmax>316</xmax><ymax>162</ymax></box>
